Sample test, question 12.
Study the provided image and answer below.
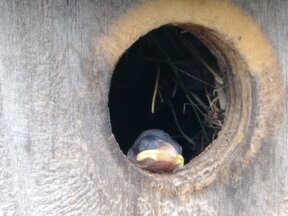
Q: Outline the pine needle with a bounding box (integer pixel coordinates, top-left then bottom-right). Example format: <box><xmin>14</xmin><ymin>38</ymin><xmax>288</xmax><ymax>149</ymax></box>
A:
<box><xmin>151</xmin><ymin>66</ymin><xmax>160</xmax><ymax>114</ymax></box>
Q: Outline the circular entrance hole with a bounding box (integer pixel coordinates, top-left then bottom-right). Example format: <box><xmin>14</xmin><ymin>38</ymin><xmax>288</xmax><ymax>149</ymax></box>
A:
<box><xmin>108</xmin><ymin>25</ymin><xmax>227</xmax><ymax>165</ymax></box>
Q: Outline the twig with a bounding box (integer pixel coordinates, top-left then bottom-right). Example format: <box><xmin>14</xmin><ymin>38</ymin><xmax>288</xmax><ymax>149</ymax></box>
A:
<box><xmin>173</xmin><ymin>64</ymin><xmax>216</xmax><ymax>88</ymax></box>
<box><xmin>151</xmin><ymin>66</ymin><xmax>160</xmax><ymax>114</ymax></box>
<box><xmin>185</xmin><ymin>94</ymin><xmax>209</xmax><ymax>142</ymax></box>
<box><xmin>166</xmin><ymin>96</ymin><xmax>196</xmax><ymax>145</ymax></box>
<box><xmin>171</xmin><ymin>81</ymin><xmax>178</xmax><ymax>98</ymax></box>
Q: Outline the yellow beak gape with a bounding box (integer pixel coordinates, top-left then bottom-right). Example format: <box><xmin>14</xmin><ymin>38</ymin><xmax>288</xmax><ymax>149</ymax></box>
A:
<box><xmin>176</xmin><ymin>154</ymin><xmax>184</xmax><ymax>168</ymax></box>
<box><xmin>136</xmin><ymin>149</ymin><xmax>184</xmax><ymax>168</ymax></box>
<box><xmin>136</xmin><ymin>149</ymin><xmax>160</xmax><ymax>161</ymax></box>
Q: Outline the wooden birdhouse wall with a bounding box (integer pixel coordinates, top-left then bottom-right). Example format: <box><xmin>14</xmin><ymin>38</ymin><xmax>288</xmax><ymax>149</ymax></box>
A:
<box><xmin>0</xmin><ymin>0</ymin><xmax>287</xmax><ymax>215</ymax></box>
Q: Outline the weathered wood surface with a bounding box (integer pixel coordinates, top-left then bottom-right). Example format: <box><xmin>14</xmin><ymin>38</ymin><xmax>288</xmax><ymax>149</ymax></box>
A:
<box><xmin>0</xmin><ymin>0</ymin><xmax>286</xmax><ymax>215</ymax></box>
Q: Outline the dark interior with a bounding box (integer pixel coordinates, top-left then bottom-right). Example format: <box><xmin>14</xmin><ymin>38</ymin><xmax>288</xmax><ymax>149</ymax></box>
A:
<box><xmin>108</xmin><ymin>25</ymin><xmax>225</xmax><ymax>164</ymax></box>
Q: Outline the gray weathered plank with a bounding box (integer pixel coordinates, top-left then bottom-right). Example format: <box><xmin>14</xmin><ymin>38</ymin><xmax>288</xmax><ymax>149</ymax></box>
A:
<box><xmin>0</xmin><ymin>0</ymin><xmax>287</xmax><ymax>215</ymax></box>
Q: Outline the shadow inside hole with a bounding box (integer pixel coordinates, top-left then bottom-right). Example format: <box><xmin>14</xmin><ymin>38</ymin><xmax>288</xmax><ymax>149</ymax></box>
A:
<box><xmin>108</xmin><ymin>25</ymin><xmax>226</xmax><ymax>164</ymax></box>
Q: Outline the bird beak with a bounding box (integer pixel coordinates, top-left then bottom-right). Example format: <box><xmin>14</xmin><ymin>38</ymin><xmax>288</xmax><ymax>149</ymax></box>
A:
<box><xmin>175</xmin><ymin>154</ymin><xmax>184</xmax><ymax>168</ymax></box>
<box><xmin>136</xmin><ymin>149</ymin><xmax>184</xmax><ymax>169</ymax></box>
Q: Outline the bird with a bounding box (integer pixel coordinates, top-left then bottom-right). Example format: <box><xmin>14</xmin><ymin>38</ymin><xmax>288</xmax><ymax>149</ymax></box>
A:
<box><xmin>127</xmin><ymin>129</ymin><xmax>184</xmax><ymax>173</ymax></box>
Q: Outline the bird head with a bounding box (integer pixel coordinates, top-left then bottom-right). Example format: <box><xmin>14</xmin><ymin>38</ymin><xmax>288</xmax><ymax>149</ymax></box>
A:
<box><xmin>127</xmin><ymin>129</ymin><xmax>184</xmax><ymax>173</ymax></box>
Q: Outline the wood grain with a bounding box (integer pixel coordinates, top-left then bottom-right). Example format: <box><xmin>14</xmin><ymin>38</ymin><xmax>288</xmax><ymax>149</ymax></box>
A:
<box><xmin>0</xmin><ymin>0</ymin><xmax>286</xmax><ymax>215</ymax></box>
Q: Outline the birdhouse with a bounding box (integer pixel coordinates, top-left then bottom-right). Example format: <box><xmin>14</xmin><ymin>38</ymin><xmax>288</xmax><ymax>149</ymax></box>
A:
<box><xmin>0</xmin><ymin>0</ymin><xmax>286</xmax><ymax>215</ymax></box>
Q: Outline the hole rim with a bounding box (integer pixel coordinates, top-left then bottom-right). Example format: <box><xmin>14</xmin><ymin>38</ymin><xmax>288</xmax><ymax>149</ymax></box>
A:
<box><xmin>109</xmin><ymin>23</ymin><xmax>254</xmax><ymax>189</ymax></box>
<box><xmin>96</xmin><ymin>0</ymin><xmax>284</xmax><ymax>194</ymax></box>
